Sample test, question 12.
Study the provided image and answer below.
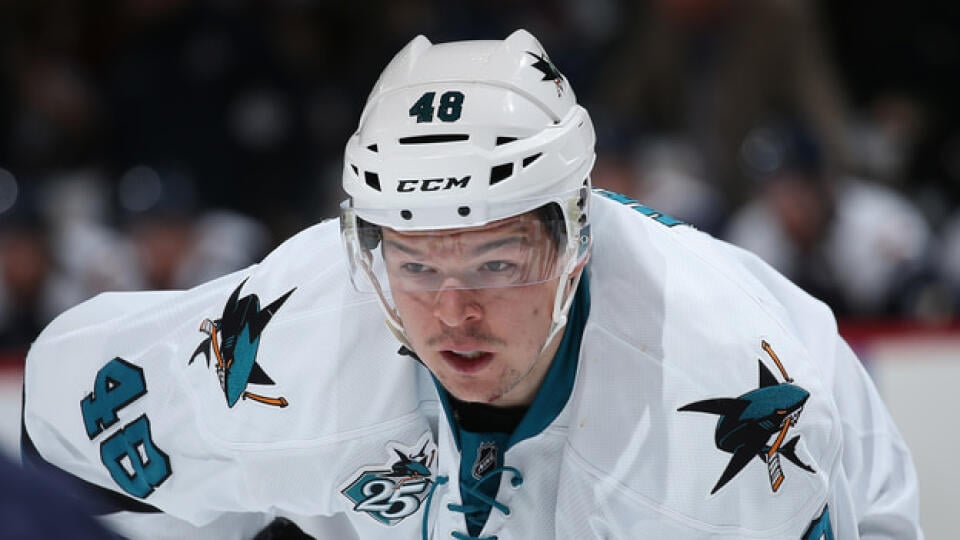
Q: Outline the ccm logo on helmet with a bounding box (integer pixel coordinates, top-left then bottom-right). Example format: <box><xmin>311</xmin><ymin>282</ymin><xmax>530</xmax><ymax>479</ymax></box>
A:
<box><xmin>397</xmin><ymin>176</ymin><xmax>471</xmax><ymax>192</ymax></box>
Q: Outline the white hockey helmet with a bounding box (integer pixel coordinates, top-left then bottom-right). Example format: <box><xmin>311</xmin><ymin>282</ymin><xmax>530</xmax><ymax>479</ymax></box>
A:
<box><xmin>340</xmin><ymin>29</ymin><xmax>596</xmax><ymax>344</ymax></box>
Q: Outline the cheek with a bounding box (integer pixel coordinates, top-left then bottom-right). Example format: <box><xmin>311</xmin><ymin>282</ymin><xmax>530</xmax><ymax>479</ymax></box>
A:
<box><xmin>394</xmin><ymin>293</ymin><xmax>427</xmax><ymax>325</ymax></box>
<box><xmin>490</xmin><ymin>285</ymin><xmax>555</xmax><ymax>333</ymax></box>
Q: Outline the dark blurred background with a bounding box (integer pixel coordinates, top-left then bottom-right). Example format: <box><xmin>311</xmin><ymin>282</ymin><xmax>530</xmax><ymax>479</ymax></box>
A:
<box><xmin>1</xmin><ymin>0</ymin><xmax>959</xmax><ymax>357</ymax></box>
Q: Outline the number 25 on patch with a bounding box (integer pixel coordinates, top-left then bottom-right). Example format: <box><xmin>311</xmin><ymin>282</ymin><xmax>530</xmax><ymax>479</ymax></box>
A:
<box><xmin>80</xmin><ymin>357</ymin><xmax>171</xmax><ymax>498</ymax></box>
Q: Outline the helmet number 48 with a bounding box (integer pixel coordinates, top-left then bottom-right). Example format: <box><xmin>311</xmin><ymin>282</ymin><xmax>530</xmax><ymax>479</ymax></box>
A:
<box><xmin>409</xmin><ymin>91</ymin><xmax>464</xmax><ymax>123</ymax></box>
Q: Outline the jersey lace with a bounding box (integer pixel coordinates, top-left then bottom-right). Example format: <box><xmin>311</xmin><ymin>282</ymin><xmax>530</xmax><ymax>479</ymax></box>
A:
<box><xmin>422</xmin><ymin>467</ymin><xmax>524</xmax><ymax>540</ymax></box>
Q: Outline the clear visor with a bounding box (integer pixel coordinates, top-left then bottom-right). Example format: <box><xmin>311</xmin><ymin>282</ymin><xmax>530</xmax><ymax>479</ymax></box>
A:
<box><xmin>342</xmin><ymin>206</ymin><xmax>574</xmax><ymax>295</ymax></box>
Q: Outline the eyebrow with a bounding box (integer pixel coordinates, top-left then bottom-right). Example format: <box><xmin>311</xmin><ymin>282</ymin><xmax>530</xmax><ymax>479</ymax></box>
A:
<box><xmin>383</xmin><ymin>235</ymin><xmax>529</xmax><ymax>258</ymax></box>
<box><xmin>383</xmin><ymin>239</ymin><xmax>423</xmax><ymax>257</ymax></box>
<box><xmin>470</xmin><ymin>236</ymin><xmax>527</xmax><ymax>256</ymax></box>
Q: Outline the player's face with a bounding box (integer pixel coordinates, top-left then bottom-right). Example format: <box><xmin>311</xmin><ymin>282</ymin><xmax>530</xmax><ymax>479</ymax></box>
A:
<box><xmin>382</xmin><ymin>214</ymin><xmax>565</xmax><ymax>407</ymax></box>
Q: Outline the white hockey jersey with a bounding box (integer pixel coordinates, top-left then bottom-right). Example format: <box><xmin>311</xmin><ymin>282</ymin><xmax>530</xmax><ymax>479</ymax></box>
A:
<box><xmin>21</xmin><ymin>191</ymin><xmax>922</xmax><ymax>539</ymax></box>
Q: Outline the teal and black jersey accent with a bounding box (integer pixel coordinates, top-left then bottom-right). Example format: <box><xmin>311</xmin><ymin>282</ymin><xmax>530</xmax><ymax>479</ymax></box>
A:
<box><xmin>455</xmin><ymin>430</ymin><xmax>511</xmax><ymax>536</ymax></box>
<box><xmin>803</xmin><ymin>505</ymin><xmax>834</xmax><ymax>540</ymax></box>
<box><xmin>595</xmin><ymin>188</ymin><xmax>685</xmax><ymax>227</ymax></box>
<box><xmin>435</xmin><ymin>275</ymin><xmax>590</xmax><ymax>536</ymax></box>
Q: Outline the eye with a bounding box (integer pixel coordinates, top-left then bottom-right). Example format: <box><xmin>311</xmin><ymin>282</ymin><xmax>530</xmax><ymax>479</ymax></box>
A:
<box><xmin>401</xmin><ymin>262</ymin><xmax>434</xmax><ymax>274</ymax></box>
<box><xmin>482</xmin><ymin>261</ymin><xmax>516</xmax><ymax>272</ymax></box>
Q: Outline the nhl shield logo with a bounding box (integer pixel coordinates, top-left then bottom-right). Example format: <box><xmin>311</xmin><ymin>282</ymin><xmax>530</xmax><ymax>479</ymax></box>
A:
<box><xmin>472</xmin><ymin>442</ymin><xmax>498</xmax><ymax>480</ymax></box>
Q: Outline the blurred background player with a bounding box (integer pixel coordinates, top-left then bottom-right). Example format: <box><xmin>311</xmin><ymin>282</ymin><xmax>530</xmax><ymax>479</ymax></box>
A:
<box><xmin>724</xmin><ymin>119</ymin><xmax>936</xmax><ymax>317</ymax></box>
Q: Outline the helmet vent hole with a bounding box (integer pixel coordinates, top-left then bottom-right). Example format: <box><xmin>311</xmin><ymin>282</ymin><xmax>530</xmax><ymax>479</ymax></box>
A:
<box><xmin>350</xmin><ymin>164</ymin><xmax>359</xmax><ymax>176</ymax></box>
<box><xmin>496</xmin><ymin>136</ymin><xmax>518</xmax><ymax>146</ymax></box>
<box><xmin>490</xmin><ymin>163</ymin><xmax>514</xmax><ymax>185</ymax></box>
<box><xmin>522</xmin><ymin>153</ymin><xmax>542</xmax><ymax>168</ymax></box>
<box><xmin>458</xmin><ymin>206</ymin><xmax>471</xmax><ymax>217</ymax></box>
<box><xmin>367</xmin><ymin>144</ymin><xmax>378</xmax><ymax>153</ymax></box>
<box><xmin>398</xmin><ymin>134</ymin><xmax>469</xmax><ymax>144</ymax></box>
<box><xmin>364</xmin><ymin>171</ymin><xmax>381</xmax><ymax>191</ymax></box>
<box><xmin>401</xmin><ymin>210</ymin><xmax>412</xmax><ymax>220</ymax></box>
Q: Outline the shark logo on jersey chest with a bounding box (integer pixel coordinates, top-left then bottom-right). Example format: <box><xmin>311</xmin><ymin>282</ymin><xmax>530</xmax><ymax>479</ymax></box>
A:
<box><xmin>188</xmin><ymin>278</ymin><xmax>295</xmax><ymax>408</ymax></box>
<box><xmin>678</xmin><ymin>340</ymin><xmax>816</xmax><ymax>495</ymax></box>
<box><xmin>341</xmin><ymin>434</ymin><xmax>437</xmax><ymax>526</ymax></box>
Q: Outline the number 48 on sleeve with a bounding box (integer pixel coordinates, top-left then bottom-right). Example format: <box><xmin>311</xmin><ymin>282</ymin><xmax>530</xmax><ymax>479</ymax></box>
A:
<box><xmin>80</xmin><ymin>357</ymin><xmax>171</xmax><ymax>499</ymax></box>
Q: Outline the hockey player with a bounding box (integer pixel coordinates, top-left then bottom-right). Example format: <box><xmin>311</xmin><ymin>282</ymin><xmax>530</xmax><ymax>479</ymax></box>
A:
<box><xmin>22</xmin><ymin>30</ymin><xmax>922</xmax><ymax>539</ymax></box>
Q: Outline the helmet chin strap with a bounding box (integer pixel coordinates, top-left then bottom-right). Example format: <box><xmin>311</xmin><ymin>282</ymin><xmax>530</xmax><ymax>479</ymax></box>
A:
<box><xmin>540</xmin><ymin>251</ymin><xmax>587</xmax><ymax>355</ymax></box>
<box><xmin>385</xmin><ymin>315</ymin><xmax>413</xmax><ymax>351</ymax></box>
<box><xmin>356</xmin><ymin>243</ymin><xmax>415</xmax><ymax>349</ymax></box>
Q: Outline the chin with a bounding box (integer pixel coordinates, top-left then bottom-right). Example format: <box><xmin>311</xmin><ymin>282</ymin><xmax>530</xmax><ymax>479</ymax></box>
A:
<box><xmin>444</xmin><ymin>381</ymin><xmax>500</xmax><ymax>404</ymax></box>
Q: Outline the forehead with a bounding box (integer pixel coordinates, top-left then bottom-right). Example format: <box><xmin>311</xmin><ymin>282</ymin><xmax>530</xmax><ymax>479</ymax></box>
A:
<box><xmin>382</xmin><ymin>213</ymin><xmax>546</xmax><ymax>246</ymax></box>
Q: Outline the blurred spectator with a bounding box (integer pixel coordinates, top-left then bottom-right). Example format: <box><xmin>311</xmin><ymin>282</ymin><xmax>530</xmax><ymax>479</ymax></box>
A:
<box><xmin>0</xmin><ymin>1</ymin><xmax>110</xmax><ymax>180</ymax></box>
<box><xmin>596</xmin><ymin>0</ymin><xmax>851</xmax><ymax>227</ymax></box>
<box><xmin>937</xmin><ymin>212</ymin><xmax>960</xmax><ymax>316</ymax></box>
<box><xmin>0</xmin><ymin>215</ymin><xmax>54</xmax><ymax>352</ymax></box>
<box><xmin>40</xmin><ymin>172</ymin><xmax>144</xmax><ymax>305</ymax></box>
<box><xmin>0</xmin><ymin>0</ymin><xmax>955</xmax><ymax>326</ymax></box>
<box><xmin>591</xmin><ymin>136</ymin><xmax>725</xmax><ymax>229</ymax></box>
<box><xmin>846</xmin><ymin>92</ymin><xmax>927</xmax><ymax>189</ymax></box>
<box><xmin>0</xmin><ymin>170</ymin><xmax>271</xmax><ymax>354</ymax></box>
<box><xmin>102</xmin><ymin>0</ymin><xmax>327</xmax><ymax>237</ymax></box>
<box><xmin>120</xmin><ymin>172</ymin><xmax>271</xmax><ymax>290</ymax></box>
<box><xmin>0</xmin><ymin>179</ymin><xmax>114</xmax><ymax>354</ymax></box>
<box><xmin>821</xmin><ymin>2</ymin><xmax>960</xmax><ymax>225</ymax></box>
<box><xmin>128</xmin><ymin>207</ymin><xmax>271</xmax><ymax>290</ymax></box>
<box><xmin>724</xmin><ymin>121</ymin><xmax>938</xmax><ymax>317</ymax></box>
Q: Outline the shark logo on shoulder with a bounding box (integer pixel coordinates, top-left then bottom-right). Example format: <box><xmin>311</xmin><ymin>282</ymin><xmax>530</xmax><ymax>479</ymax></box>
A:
<box><xmin>679</xmin><ymin>340</ymin><xmax>816</xmax><ymax>494</ymax></box>
<box><xmin>189</xmin><ymin>278</ymin><xmax>295</xmax><ymax>408</ymax></box>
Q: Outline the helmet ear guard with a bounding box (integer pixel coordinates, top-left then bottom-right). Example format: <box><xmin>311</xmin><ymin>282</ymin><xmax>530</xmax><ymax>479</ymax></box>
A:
<box><xmin>340</xmin><ymin>29</ymin><xmax>596</xmax><ymax>346</ymax></box>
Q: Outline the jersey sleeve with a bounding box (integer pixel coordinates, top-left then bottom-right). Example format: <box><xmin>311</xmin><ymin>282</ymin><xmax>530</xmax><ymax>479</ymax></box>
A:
<box><xmin>826</xmin><ymin>337</ymin><xmax>924</xmax><ymax>539</ymax></box>
<box><xmin>723</xmin><ymin>237</ymin><xmax>924</xmax><ymax>538</ymax></box>
<box><xmin>22</xmin><ymin>222</ymin><xmax>320</xmax><ymax>536</ymax></box>
<box><xmin>20</xmin><ymin>281</ymin><xmax>278</xmax><ymax>538</ymax></box>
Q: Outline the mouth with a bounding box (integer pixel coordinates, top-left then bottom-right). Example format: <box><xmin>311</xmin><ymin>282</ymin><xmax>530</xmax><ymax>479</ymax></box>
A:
<box><xmin>440</xmin><ymin>350</ymin><xmax>495</xmax><ymax>374</ymax></box>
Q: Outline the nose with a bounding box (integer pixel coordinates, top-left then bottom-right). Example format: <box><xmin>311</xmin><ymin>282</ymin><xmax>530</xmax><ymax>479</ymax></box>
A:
<box><xmin>432</xmin><ymin>287</ymin><xmax>483</xmax><ymax>327</ymax></box>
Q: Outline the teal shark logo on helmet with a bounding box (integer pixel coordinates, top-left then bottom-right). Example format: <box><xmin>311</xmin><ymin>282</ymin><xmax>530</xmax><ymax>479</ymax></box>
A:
<box><xmin>527</xmin><ymin>50</ymin><xmax>565</xmax><ymax>97</ymax></box>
